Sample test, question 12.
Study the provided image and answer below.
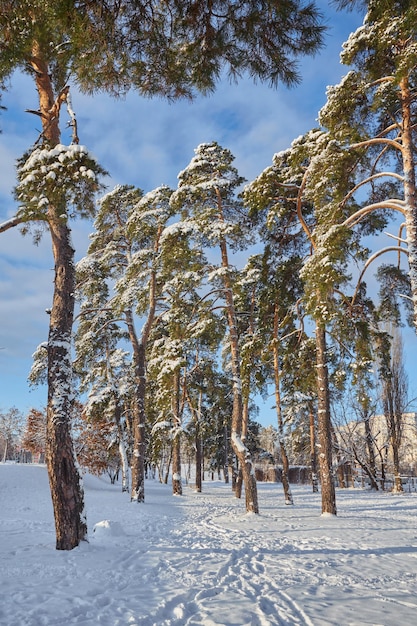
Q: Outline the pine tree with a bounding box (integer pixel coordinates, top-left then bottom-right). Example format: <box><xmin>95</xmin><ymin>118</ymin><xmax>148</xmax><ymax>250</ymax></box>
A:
<box><xmin>0</xmin><ymin>0</ymin><xmax>325</xmax><ymax>548</ymax></box>
<box><xmin>319</xmin><ymin>0</ymin><xmax>417</xmax><ymax>329</ymax></box>
<box><xmin>76</xmin><ymin>184</ymin><xmax>173</xmax><ymax>503</ymax></box>
<box><xmin>170</xmin><ymin>142</ymin><xmax>259</xmax><ymax>513</ymax></box>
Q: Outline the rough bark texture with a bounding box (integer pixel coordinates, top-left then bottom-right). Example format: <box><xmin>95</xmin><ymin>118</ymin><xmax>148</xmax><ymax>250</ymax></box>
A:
<box><xmin>315</xmin><ymin>322</ymin><xmax>337</xmax><ymax>515</ymax></box>
<box><xmin>400</xmin><ymin>77</ymin><xmax>417</xmax><ymax>331</ymax></box>
<box><xmin>33</xmin><ymin>42</ymin><xmax>87</xmax><ymax>549</ymax></box>
<box><xmin>46</xmin><ymin>216</ymin><xmax>87</xmax><ymax>549</ymax></box>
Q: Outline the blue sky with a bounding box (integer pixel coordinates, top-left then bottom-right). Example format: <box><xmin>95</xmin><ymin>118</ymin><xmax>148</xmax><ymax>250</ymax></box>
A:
<box><xmin>3</xmin><ymin>2</ymin><xmax>408</xmax><ymax>426</ymax></box>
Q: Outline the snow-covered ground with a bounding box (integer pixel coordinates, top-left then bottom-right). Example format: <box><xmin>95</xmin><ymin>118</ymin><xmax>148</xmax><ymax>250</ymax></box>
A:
<box><xmin>1</xmin><ymin>464</ymin><xmax>417</xmax><ymax>626</ymax></box>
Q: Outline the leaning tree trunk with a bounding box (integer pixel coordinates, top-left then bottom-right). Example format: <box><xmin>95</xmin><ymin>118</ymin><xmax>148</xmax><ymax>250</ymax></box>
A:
<box><xmin>33</xmin><ymin>41</ymin><xmax>86</xmax><ymax>549</ymax></box>
<box><xmin>315</xmin><ymin>321</ymin><xmax>337</xmax><ymax>515</ymax></box>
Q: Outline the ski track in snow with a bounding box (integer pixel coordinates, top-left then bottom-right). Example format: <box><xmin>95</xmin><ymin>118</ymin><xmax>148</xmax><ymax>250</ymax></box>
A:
<box><xmin>1</xmin><ymin>464</ymin><xmax>417</xmax><ymax>625</ymax></box>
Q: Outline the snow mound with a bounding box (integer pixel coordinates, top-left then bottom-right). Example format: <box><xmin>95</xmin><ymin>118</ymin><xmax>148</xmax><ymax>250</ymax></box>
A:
<box><xmin>92</xmin><ymin>519</ymin><xmax>125</xmax><ymax>541</ymax></box>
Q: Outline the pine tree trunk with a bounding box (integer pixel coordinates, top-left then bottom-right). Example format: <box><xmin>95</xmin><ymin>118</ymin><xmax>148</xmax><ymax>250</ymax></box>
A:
<box><xmin>114</xmin><ymin>400</ymin><xmax>129</xmax><ymax>492</ymax></box>
<box><xmin>126</xmin><ymin>310</ymin><xmax>146</xmax><ymax>503</ymax></box>
<box><xmin>235</xmin><ymin>467</ymin><xmax>243</xmax><ymax>499</ymax></box>
<box><xmin>223</xmin><ymin>424</ymin><xmax>229</xmax><ymax>483</ymax></box>
<box><xmin>46</xmin><ymin>217</ymin><xmax>87</xmax><ymax>549</ymax></box>
<box><xmin>389</xmin><ymin>410</ymin><xmax>403</xmax><ymax>493</ymax></box>
<box><xmin>272</xmin><ymin>304</ymin><xmax>293</xmax><ymax>505</ymax></box>
<box><xmin>315</xmin><ymin>322</ymin><xmax>337</xmax><ymax>515</ymax></box>
<box><xmin>331</xmin><ymin>423</ymin><xmax>346</xmax><ymax>489</ymax></box>
<box><xmin>235</xmin><ymin>394</ymin><xmax>250</xmax><ymax>499</ymax></box>
<box><xmin>218</xmin><ymin>224</ymin><xmax>259</xmax><ymax>513</ymax></box>
<box><xmin>400</xmin><ymin>77</ymin><xmax>417</xmax><ymax>330</ymax></box>
<box><xmin>309</xmin><ymin>405</ymin><xmax>319</xmax><ymax>493</ymax></box>
<box><xmin>172</xmin><ymin>369</ymin><xmax>182</xmax><ymax>495</ymax></box>
<box><xmin>195</xmin><ymin>421</ymin><xmax>202</xmax><ymax>493</ymax></box>
<box><xmin>364</xmin><ymin>413</ymin><xmax>379</xmax><ymax>490</ymax></box>
<box><xmin>31</xmin><ymin>41</ymin><xmax>86</xmax><ymax>549</ymax></box>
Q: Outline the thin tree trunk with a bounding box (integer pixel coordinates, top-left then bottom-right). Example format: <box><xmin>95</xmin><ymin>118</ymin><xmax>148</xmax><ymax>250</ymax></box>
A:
<box><xmin>331</xmin><ymin>422</ymin><xmax>346</xmax><ymax>489</ymax></box>
<box><xmin>217</xmin><ymin>192</ymin><xmax>258</xmax><ymax>512</ymax></box>
<box><xmin>315</xmin><ymin>322</ymin><xmax>337</xmax><ymax>515</ymax></box>
<box><xmin>309</xmin><ymin>404</ymin><xmax>319</xmax><ymax>493</ymax></box>
<box><xmin>128</xmin><ymin>226</ymin><xmax>160</xmax><ymax>501</ymax></box>
<box><xmin>114</xmin><ymin>400</ymin><xmax>129</xmax><ymax>492</ymax></box>
<box><xmin>125</xmin><ymin>310</ymin><xmax>146</xmax><ymax>502</ymax></box>
<box><xmin>195</xmin><ymin>426</ymin><xmax>202</xmax><ymax>493</ymax></box>
<box><xmin>235</xmin><ymin>394</ymin><xmax>250</xmax><ymax>499</ymax></box>
<box><xmin>364</xmin><ymin>413</ymin><xmax>379</xmax><ymax>490</ymax></box>
<box><xmin>272</xmin><ymin>304</ymin><xmax>293</xmax><ymax>505</ymax></box>
<box><xmin>223</xmin><ymin>424</ymin><xmax>229</xmax><ymax>483</ymax></box>
<box><xmin>172</xmin><ymin>369</ymin><xmax>182</xmax><ymax>495</ymax></box>
<box><xmin>32</xmin><ymin>41</ymin><xmax>86</xmax><ymax>549</ymax></box>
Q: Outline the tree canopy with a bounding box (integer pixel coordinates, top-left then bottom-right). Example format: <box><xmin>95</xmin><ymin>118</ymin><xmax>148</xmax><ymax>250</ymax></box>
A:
<box><xmin>0</xmin><ymin>0</ymin><xmax>326</xmax><ymax>101</ymax></box>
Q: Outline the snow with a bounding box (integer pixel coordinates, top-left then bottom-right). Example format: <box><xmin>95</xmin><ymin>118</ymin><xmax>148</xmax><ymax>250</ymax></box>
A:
<box><xmin>1</xmin><ymin>463</ymin><xmax>417</xmax><ymax>626</ymax></box>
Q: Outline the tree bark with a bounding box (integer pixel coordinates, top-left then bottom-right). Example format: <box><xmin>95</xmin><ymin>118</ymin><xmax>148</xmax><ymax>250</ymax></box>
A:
<box><xmin>195</xmin><ymin>424</ymin><xmax>202</xmax><ymax>493</ymax></box>
<box><xmin>128</xmin><ymin>224</ymin><xmax>160</xmax><ymax>501</ymax></box>
<box><xmin>32</xmin><ymin>41</ymin><xmax>87</xmax><ymax>549</ymax></box>
<box><xmin>46</xmin><ymin>216</ymin><xmax>87</xmax><ymax>549</ymax></box>
<box><xmin>309</xmin><ymin>404</ymin><xmax>319</xmax><ymax>493</ymax></box>
<box><xmin>172</xmin><ymin>369</ymin><xmax>183</xmax><ymax>495</ymax></box>
<box><xmin>126</xmin><ymin>310</ymin><xmax>146</xmax><ymax>502</ymax></box>
<box><xmin>315</xmin><ymin>322</ymin><xmax>337</xmax><ymax>515</ymax></box>
<box><xmin>400</xmin><ymin>76</ymin><xmax>417</xmax><ymax>330</ymax></box>
<box><xmin>114</xmin><ymin>398</ymin><xmax>129</xmax><ymax>492</ymax></box>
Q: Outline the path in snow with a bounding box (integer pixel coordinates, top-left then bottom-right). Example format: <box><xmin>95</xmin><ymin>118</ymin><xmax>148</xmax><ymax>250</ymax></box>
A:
<box><xmin>1</xmin><ymin>464</ymin><xmax>417</xmax><ymax>625</ymax></box>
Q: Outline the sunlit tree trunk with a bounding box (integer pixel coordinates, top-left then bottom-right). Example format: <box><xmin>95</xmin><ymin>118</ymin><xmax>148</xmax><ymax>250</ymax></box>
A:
<box><xmin>126</xmin><ymin>310</ymin><xmax>147</xmax><ymax>502</ymax></box>
<box><xmin>315</xmin><ymin>322</ymin><xmax>337</xmax><ymax>515</ymax></box>
<box><xmin>399</xmin><ymin>76</ymin><xmax>417</xmax><ymax>330</ymax></box>
<box><xmin>172</xmin><ymin>369</ymin><xmax>183</xmax><ymax>495</ymax></box>
<box><xmin>33</xmin><ymin>41</ymin><xmax>86</xmax><ymax>549</ymax></box>
<box><xmin>114</xmin><ymin>399</ymin><xmax>129</xmax><ymax>492</ymax></box>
